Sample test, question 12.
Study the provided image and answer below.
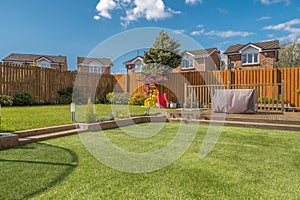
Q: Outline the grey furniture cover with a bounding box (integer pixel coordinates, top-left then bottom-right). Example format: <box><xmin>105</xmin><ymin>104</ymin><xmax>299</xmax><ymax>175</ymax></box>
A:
<box><xmin>212</xmin><ymin>89</ymin><xmax>258</xmax><ymax>114</ymax></box>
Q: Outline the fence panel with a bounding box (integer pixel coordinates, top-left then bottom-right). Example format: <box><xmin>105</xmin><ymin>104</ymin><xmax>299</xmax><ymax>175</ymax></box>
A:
<box><xmin>0</xmin><ymin>62</ymin><xmax>299</xmax><ymax>107</ymax></box>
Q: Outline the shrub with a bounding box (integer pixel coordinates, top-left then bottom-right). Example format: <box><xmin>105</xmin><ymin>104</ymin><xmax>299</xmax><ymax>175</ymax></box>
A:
<box><xmin>129</xmin><ymin>93</ymin><xmax>148</xmax><ymax>105</ymax></box>
<box><xmin>95</xmin><ymin>91</ymin><xmax>109</xmax><ymax>104</ymax></box>
<box><xmin>57</xmin><ymin>87</ymin><xmax>73</xmax><ymax>104</ymax></box>
<box><xmin>85</xmin><ymin>98</ymin><xmax>97</xmax><ymax>123</ymax></box>
<box><xmin>13</xmin><ymin>93</ymin><xmax>33</xmax><ymax>106</ymax></box>
<box><xmin>57</xmin><ymin>87</ymin><xmax>86</xmax><ymax>104</ymax></box>
<box><xmin>258</xmin><ymin>96</ymin><xmax>282</xmax><ymax>104</ymax></box>
<box><xmin>297</xmin><ymin>89</ymin><xmax>300</xmax><ymax>95</ymax></box>
<box><xmin>0</xmin><ymin>95</ymin><xmax>13</xmax><ymax>106</ymax></box>
<box><xmin>106</xmin><ymin>92</ymin><xmax>131</xmax><ymax>105</ymax></box>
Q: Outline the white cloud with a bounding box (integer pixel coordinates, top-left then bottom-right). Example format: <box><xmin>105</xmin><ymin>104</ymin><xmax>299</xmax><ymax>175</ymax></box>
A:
<box><xmin>122</xmin><ymin>0</ymin><xmax>171</xmax><ymax>21</ymax></box>
<box><xmin>196</xmin><ymin>24</ymin><xmax>204</xmax><ymax>28</ymax></box>
<box><xmin>94</xmin><ymin>0</ymin><xmax>180</xmax><ymax>26</ymax></box>
<box><xmin>190</xmin><ymin>29</ymin><xmax>205</xmax><ymax>36</ymax></box>
<box><xmin>185</xmin><ymin>0</ymin><xmax>203</xmax><ymax>5</ymax></box>
<box><xmin>190</xmin><ymin>28</ymin><xmax>253</xmax><ymax>37</ymax></box>
<box><xmin>257</xmin><ymin>16</ymin><xmax>271</xmax><ymax>21</ymax></box>
<box><xmin>93</xmin><ymin>15</ymin><xmax>101</xmax><ymax>20</ymax></box>
<box><xmin>173</xmin><ymin>29</ymin><xmax>186</xmax><ymax>34</ymax></box>
<box><xmin>264</xmin><ymin>19</ymin><xmax>300</xmax><ymax>30</ymax></box>
<box><xmin>205</xmin><ymin>30</ymin><xmax>254</xmax><ymax>37</ymax></box>
<box><xmin>259</xmin><ymin>0</ymin><xmax>290</xmax><ymax>5</ymax></box>
<box><xmin>267</xmin><ymin>33</ymin><xmax>275</xmax><ymax>38</ymax></box>
<box><xmin>264</xmin><ymin>18</ymin><xmax>300</xmax><ymax>42</ymax></box>
<box><xmin>95</xmin><ymin>0</ymin><xmax>117</xmax><ymax>19</ymax></box>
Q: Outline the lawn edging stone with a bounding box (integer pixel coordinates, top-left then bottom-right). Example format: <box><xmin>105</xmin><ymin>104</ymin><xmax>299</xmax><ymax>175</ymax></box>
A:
<box><xmin>78</xmin><ymin>116</ymin><xmax>168</xmax><ymax>132</ymax></box>
<box><xmin>0</xmin><ymin>133</ymin><xmax>18</xmax><ymax>149</ymax></box>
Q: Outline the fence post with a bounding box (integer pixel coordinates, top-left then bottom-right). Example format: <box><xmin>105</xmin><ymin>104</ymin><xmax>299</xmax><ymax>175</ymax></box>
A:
<box><xmin>125</xmin><ymin>74</ymin><xmax>128</xmax><ymax>93</ymax></box>
<box><xmin>184</xmin><ymin>83</ymin><xmax>187</xmax><ymax>107</ymax></box>
<box><xmin>227</xmin><ymin>81</ymin><xmax>231</xmax><ymax>89</ymax></box>
<box><xmin>0</xmin><ymin>62</ymin><xmax>2</xmax><ymax>95</ymax></box>
<box><xmin>281</xmin><ymin>80</ymin><xmax>284</xmax><ymax>113</ymax></box>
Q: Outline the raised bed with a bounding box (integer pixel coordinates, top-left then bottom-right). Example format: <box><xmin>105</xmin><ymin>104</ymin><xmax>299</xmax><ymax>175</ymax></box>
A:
<box><xmin>0</xmin><ymin>133</ymin><xmax>18</xmax><ymax>149</ymax></box>
<box><xmin>78</xmin><ymin>116</ymin><xmax>168</xmax><ymax>131</ymax></box>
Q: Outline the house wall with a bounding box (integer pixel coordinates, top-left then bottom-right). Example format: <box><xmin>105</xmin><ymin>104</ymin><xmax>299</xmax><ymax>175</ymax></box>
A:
<box><xmin>259</xmin><ymin>51</ymin><xmax>277</xmax><ymax>69</ymax></box>
<box><xmin>126</xmin><ymin>64</ymin><xmax>136</xmax><ymax>74</ymax></box>
<box><xmin>227</xmin><ymin>51</ymin><xmax>277</xmax><ymax>69</ymax></box>
<box><xmin>78</xmin><ymin>65</ymin><xmax>111</xmax><ymax>74</ymax></box>
<box><xmin>204</xmin><ymin>52</ymin><xmax>220</xmax><ymax>71</ymax></box>
<box><xmin>102</xmin><ymin>67</ymin><xmax>111</xmax><ymax>74</ymax></box>
<box><xmin>50</xmin><ymin>63</ymin><xmax>67</xmax><ymax>71</ymax></box>
<box><xmin>3</xmin><ymin>61</ymin><xmax>67</xmax><ymax>70</ymax></box>
<box><xmin>227</xmin><ymin>54</ymin><xmax>242</xmax><ymax>69</ymax></box>
<box><xmin>194</xmin><ymin>58</ymin><xmax>205</xmax><ymax>71</ymax></box>
<box><xmin>210</xmin><ymin>51</ymin><xmax>221</xmax><ymax>70</ymax></box>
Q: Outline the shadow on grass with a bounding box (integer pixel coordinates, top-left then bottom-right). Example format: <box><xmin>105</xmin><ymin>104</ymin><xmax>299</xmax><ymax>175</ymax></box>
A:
<box><xmin>0</xmin><ymin>143</ymin><xmax>78</xmax><ymax>199</ymax></box>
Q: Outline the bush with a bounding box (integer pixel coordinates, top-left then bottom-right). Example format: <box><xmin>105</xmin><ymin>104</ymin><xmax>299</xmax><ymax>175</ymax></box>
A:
<box><xmin>106</xmin><ymin>92</ymin><xmax>131</xmax><ymax>105</ymax></box>
<box><xmin>85</xmin><ymin>98</ymin><xmax>97</xmax><ymax>123</ymax></box>
<box><xmin>297</xmin><ymin>89</ymin><xmax>300</xmax><ymax>95</ymax></box>
<box><xmin>0</xmin><ymin>95</ymin><xmax>13</xmax><ymax>106</ymax></box>
<box><xmin>96</xmin><ymin>91</ymin><xmax>109</xmax><ymax>104</ymax></box>
<box><xmin>57</xmin><ymin>87</ymin><xmax>73</xmax><ymax>104</ymax></box>
<box><xmin>13</xmin><ymin>93</ymin><xmax>33</xmax><ymax>106</ymax></box>
<box><xmin>129</xmin><ymin>93</ymin><xmax>147</xmax><ymax>105</ymax></box>
<box><xmin>57</xmin><ymin>87</ymin><xmax>86</xmax><ymax>104</ymax></box>
<box><xmin>258</xmin><ymin>96</ymin><xmax>282</xmax><ymax>104</ymax></box>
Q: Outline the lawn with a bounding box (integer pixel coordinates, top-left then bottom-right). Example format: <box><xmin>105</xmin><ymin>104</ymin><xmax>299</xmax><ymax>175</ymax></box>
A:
<box><xmin>0</xmin><ymin>104</ymin><xmax>158</xmax><ymax>131</ymax></box>
<box><xmin>0</xmin><ymin>123</ymin><xmax>299</xmax><ymax>199</ymax></box>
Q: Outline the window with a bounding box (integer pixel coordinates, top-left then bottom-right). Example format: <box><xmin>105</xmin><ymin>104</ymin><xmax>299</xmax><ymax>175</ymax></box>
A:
<box><xmin>134</xmin><ymin>61</ymin><xmax>143</xmax><ymax>73</ymax></box>
<box><xmin>242</xmin><ymin>53</ymin><xmax>259</xmax><ymax>64</ymax></box>
<box><xmin>38</xmin><ymin>61</ymin><xmax>51</xmax><ymax>68</ymax></box>
<box><xmin>181</xmin><ymin>56</ymin><xmax>194</xmax><ymax>69</ymax></box>
<box><xmin>89</xmin><ymin>66</ymin><xmax>102</xmax><ymax>74</ymax></box>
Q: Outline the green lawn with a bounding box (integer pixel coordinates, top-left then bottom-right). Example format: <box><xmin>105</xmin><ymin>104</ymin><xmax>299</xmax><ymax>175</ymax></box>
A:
<box><xmin>0</xmin><ymin>104</ymin><xmax>157</xmax><ymax>131</ymax></box>
<box><xmin>0</xmin><ymin>123</ymin><xmax>299</xmax><ymax>199</ymax></box>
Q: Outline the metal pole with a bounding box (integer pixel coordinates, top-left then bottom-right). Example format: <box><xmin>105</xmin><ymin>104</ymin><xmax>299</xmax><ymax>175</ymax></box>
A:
<box><xmin>70</xmin><ymin>102</ymin><xmax>76</xmax><ymax>122</ymax></box>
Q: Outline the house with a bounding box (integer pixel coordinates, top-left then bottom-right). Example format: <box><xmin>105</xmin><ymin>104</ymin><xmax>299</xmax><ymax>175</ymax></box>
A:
<box><xmin>223</xmin><ymin>40</ymin><xmax>280</xmax><ymax>69</ymax></box>
<box><xmin>123</xmin><ymin>56</ymin><xmax>144</xmax><ymax>74</ymax></box>
<box><xmin>77</xmin><ymin>57</ymin><xmax>113</xmax><ymax>74</ymax></box>
<box><xmin>174</xmin><ymin>48</ymin><xmax>221</xmax><ymax>72</ymax></box>
<box><xmin>2</xmin><ymin>53</ymin><xmax>68</xmax><ymax>70</ymax></box>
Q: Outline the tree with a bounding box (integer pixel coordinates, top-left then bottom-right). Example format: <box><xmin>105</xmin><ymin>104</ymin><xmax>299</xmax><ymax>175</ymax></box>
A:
<box><xmin>85</xmin><ymin>98</ymin><xmax>97</xmax><ymax>123</ymax></box>
<box><xmin>143</xmin><ymin>31</ymin><xmax>182</xmax><ymax>69</ymax></box>
<box><xmin>276</xmin><ymin>42</ymin><xmax>300</xmax><ymax>68</ymax></box>
<box><xmin>220</xmin><ymin>60</ymin><xmax>227</xmax><ymax>70</ymax></box>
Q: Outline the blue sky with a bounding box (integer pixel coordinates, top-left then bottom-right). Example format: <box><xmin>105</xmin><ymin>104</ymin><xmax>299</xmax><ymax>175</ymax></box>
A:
<box><xmin>0</xmin><ymin>0</ymin><xmax>299</xmax><ymax>73</ymax></box>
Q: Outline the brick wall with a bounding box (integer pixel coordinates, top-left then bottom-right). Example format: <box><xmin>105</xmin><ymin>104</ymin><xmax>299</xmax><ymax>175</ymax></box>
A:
<box><xmin>227</xmin><ymin>51</ymin><xmax>277</xmax><ymax>69</ymax></box>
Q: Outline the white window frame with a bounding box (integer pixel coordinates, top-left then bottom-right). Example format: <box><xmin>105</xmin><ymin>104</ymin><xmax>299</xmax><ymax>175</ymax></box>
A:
<box><xmin>240</xmin><ymin>45</ymin><xmax>260</xmax><ymax>65</ymax></box>
<box><xmin>133</xmin><ymin>60</ymin><xmax>143</xmax><ymax>73</ymax></box>
<box><xmin>181</xmin><ymin>55</ymin><xmax>194</xmax><ymax>69</ymax></box>
<box><xmin>89</xmin><ymin>66</ymin><xmax>102</xmax><ymax>74</ymax></box>
<box><xmin>242</xmin><ymin>53</ymin><xmax>259</xmax><ymax>65</ymax></box>
<box><xmin>38</xmin><ymin>61</ymin><xmax>51</xmax><ymax>68</ymax></box>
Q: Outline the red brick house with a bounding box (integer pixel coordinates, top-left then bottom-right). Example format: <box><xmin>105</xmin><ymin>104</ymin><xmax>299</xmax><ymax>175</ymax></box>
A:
<box><xmin>174</xmin><ymin>48</ymin><xmax>221</xmax><ymax>72</ymax></box>
<box><xmin>77</xmin><ymin>57</ymin><xmax>113</xmax><ymax>74</ymax></box>
<box><xmin>223</xmin><ymin>40</ymin><xmax>280</xmax><ymax>69</ymax></box>
<box><xmin>2</xmin><ymin>53</ymin><xmax>68</xmax><ymax>70</ymax></box>
<box><xmin>123</xmin><ymin>56</ymin><xmax>144</xmax><ymax>74</ymax></box>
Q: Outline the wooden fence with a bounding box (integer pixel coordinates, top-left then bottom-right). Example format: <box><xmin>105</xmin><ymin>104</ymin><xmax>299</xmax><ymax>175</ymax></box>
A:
<box><xmin>120</xmin><ymin>68</ymin><xmax>300</xmax><ymax>107</ymax></box>
<box><xmin>0</xmin><ymin>63</ymin><xmax>118</xmax><ymax>103</ymax></box>
<box><xmin>0</xmin><ymin>62</ymin><xmax>299</xmax><ymax>107</ymax></box>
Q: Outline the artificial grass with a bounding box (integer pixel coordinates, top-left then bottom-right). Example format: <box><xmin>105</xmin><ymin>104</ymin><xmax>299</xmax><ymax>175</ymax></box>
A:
<box><xmin>0</xmin><ymin>123</ymin><xmax>300</xmax><ymax>199</ymax></box>
<box><xmin>0</xmin><ymin>104</ymin><xmax>154</xmax><ymax>131</ymax></box>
